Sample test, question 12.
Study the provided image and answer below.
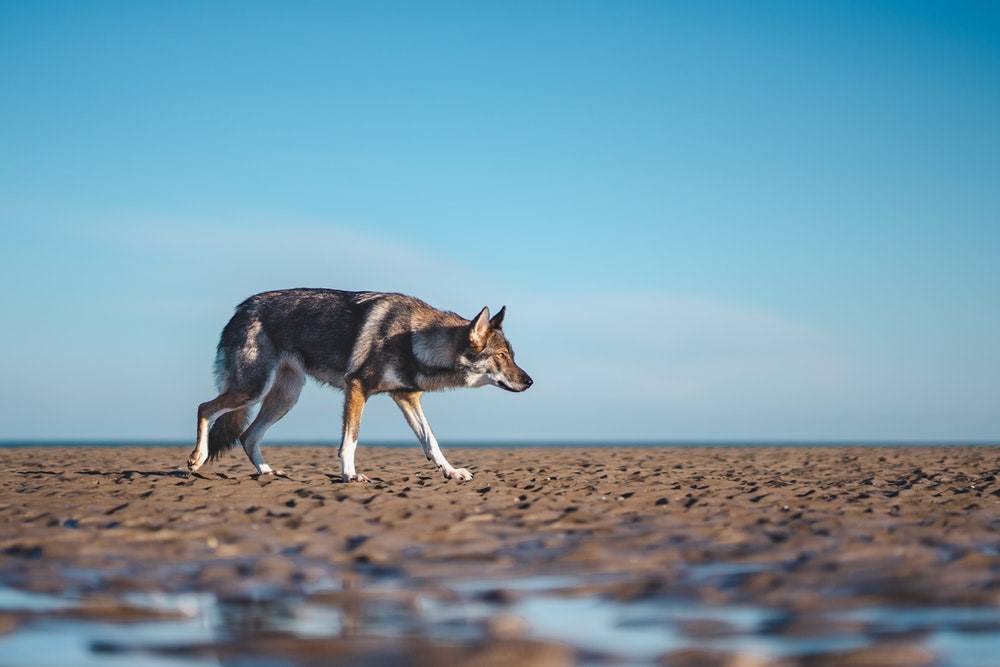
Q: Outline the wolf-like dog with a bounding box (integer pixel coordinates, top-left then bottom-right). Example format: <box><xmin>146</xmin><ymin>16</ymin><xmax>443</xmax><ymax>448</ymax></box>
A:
<box><xmin>187</xmin><ymin>289</ymin><xmax>533</xmax><ymax>482</ymax></box>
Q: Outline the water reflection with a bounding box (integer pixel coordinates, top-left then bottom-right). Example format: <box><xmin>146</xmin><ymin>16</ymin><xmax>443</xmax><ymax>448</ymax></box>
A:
<box><xmin>2</xmin><ymin>577</ymin><xmax>1000</xmax><ymax>666</ymax></box>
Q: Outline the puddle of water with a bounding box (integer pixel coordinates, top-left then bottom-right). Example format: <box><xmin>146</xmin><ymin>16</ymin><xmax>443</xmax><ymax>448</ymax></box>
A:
<box><xmin>4</xmin><ymin>578</ymin><xmax>1000</xmax><ymax>666</ymax></box>
<box><xmin>845</xmin><ymin>605</ymin><xmax>1000</xmax><ymax>632</ymax></box>
<box><xmin>448</xmin><ymin>573</ymin><xmax>611</xmax><ymax>595</ymax></box>
<box><xmin>0</xmin><ymin>586</ymin><xmax>77</xmax><ymax>612</ymax></box>
<box><xmin>274</xmin><ymin>602</ymin><xmax>345</xmax><ymax>638</ymax></box>
<box><xmin>0</xmin><ymin>586</ymin><xmax>219</xmax><ymax>667</ymax></box>
<box><xmin>122</xmin><ymin>591</ymin><xmax>216</xmax><ymax>618</ymax></box>
<box><xmin>506</xmin><ymin>594</ymin><xmax>860</xmax><ymax>663</ymax></box>
<box><xmin>686</xmin><ymin>561</ymin><xmax>777</xmax><ymax>584</ymax></box>
<box><xmin>516</xmin><ymin>595</ymin><xmax>689</xmax><ymax>661</ymax></box>
<box><xmin>0</xmin><ymin>620</ymin><xmax>220</xmax><ymax>667</ymax></box>
<box><xmin>840</xmin><ymin>606</ymin><xmax>1000</xmax><ymax>667</ymax></box>
<box><xmin>415</xmin><ymin>595</ymin><xmax>499</xmax><ymax>643</ymax></box>
<box><xmin>929</xmin><ymin>630</ymin><xmax>1000</xmax><ymax>667</ymax></box>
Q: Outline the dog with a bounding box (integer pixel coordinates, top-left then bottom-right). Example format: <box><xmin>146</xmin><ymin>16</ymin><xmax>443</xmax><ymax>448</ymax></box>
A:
<box><xmin>187</xmin><ymin>288</ymin><xmax>533</xmax><ymax>482</ymax></box>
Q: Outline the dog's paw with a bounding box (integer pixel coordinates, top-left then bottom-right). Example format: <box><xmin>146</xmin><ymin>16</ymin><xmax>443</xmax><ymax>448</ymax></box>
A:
<box><xmin>186</xmin><ymin>455</ymin><xmax>204</xmax><ymax>472</ymax></box>
<box><xmin>445</xmin><ymin>468</ymin><xmax>473</xmax><ymax>482</ymax></box>
<box><xmin>342</xmin><ymin>473</ymin><xmax>371</xmax><ymax>484</ymax></box>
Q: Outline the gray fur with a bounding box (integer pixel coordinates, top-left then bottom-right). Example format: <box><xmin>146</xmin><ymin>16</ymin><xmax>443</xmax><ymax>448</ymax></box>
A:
<box><xmin>188</xmin><ymin>288</ymin><xmax>533</xmax><ymax>481</ymax></box>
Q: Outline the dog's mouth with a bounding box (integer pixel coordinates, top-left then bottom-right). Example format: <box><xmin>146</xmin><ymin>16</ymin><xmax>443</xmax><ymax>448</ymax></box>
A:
<box><xmin>497</xmin><ymin>378</ymin><xmax>532</xmax><ymax>393</ymax></box>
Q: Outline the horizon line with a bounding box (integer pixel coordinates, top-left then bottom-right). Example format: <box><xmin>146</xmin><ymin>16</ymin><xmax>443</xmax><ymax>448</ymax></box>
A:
<box><xmin>1</xmin><ymin>439</ymin><xmax>998</xmax><ymax>448</ymax></box>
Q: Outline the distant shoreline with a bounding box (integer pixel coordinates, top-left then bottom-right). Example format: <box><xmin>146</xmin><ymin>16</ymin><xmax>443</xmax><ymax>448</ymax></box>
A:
<box><xmin>1</xmin><ymin>439</ymin><xmax>998</xmax><ymax>448</ymax></box>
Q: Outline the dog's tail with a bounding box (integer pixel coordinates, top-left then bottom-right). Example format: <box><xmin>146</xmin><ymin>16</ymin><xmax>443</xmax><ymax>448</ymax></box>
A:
<box><xmin>207</xmin><ymin>408</ymin><xmax>249</xmax><ymax>461</ymax></box>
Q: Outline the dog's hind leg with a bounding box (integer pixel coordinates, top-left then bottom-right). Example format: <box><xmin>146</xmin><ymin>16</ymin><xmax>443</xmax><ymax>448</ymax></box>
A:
<box><xmin>239</xmin><ymin>359</ymin><xmax>305</xmax><ymax>475</ymax></box>
<box><xmin>188</xmin><ymin>391</ymin><xmax>256</xmax><ymax>471</ymax></box>
<box><xmin>338</xmin><ymin>378</ymin><xmax>370</xmax><ymax>483</ymax></box>
<box><xmin>390</xmin><ymin>391</ymin><xmax>472</xmax><ymax>481</ymax></box>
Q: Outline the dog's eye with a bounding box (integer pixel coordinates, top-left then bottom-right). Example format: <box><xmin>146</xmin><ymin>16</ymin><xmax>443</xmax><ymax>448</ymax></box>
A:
<box><xmin>495</xmin><ymin>351</ymin><xmax>507</xmax><ymax>361</ymax></box>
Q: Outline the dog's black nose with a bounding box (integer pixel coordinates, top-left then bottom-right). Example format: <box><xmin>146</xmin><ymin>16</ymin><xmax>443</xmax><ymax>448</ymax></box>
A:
<box><xmin>523</xmin><ymin>375</ymin><xmax>533</xmax><ymax>388</ymax></box>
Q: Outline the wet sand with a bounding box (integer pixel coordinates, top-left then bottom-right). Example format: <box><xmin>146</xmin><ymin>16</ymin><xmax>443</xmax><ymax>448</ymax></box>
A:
<box><xmin>1</xmin><ymin>445</ymin><xmax>999</xmax><ymax>666</ymax></box>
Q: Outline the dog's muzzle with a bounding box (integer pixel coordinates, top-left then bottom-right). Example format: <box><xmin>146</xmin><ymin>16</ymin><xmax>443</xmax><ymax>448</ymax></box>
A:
<box><xmin>499</xmin><ymin>373</ymin><xmax>533</xmax><ymax>392</ymax></box>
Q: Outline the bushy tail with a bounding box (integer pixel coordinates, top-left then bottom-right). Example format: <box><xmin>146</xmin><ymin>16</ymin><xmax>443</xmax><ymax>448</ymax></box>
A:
<box><xmin>207</xmin><ymin>408</ymin><xmax>250</xmax><ymax>461</ymax></box>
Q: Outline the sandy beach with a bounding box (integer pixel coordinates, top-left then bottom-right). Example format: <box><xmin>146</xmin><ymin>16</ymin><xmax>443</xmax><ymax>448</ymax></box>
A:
<box><xmin>1</xmin><ymin>444</ymin><xmax>999</xmax><ymax>666</ymax></box>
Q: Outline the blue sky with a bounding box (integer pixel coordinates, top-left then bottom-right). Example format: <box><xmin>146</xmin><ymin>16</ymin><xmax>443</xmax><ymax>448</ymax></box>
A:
<box><xmin>2</xmin><ymin>1</ymin><xmax>998</xmax><ymax>443</ymax></box>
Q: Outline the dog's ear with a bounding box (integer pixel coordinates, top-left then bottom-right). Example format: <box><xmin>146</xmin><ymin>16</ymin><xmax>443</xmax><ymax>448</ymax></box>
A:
<box><xmin>489</xmin><ymin>305</ymin><xmax>506</xmax><ymax>330</ymax></box>
<box><xmin>469</xmin><ymin>306</ymin><xmax>491</xmax><ymax>349</ymax></box>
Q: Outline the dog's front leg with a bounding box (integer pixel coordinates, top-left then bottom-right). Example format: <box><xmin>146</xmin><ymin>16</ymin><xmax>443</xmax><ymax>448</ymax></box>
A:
<box><xmin>391</xmin><ymin>391</ymin><xmax>472</xmax><ymax>481</ymax></box>
<box><xmin>339</xmin><ymin>379</ymin><xmax>370</xmax><ymax>483</ymax></box>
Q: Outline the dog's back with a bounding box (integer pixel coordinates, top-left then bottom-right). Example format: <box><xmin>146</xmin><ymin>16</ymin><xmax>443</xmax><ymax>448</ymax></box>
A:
<box><xmin>215</xmin><ymin>288</ymin><xmax>466</xmax><ymax>392</ymax></box>
<box><xmin>216</xmin><ymin>288</ymin><xmax>362</xmax><ymax>392</ymax></box>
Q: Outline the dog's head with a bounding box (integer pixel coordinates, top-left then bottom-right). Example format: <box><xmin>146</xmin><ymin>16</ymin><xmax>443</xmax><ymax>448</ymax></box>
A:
<box><xmin>462</xmin><ymin>306</ymin><xmax>533</xmax><ymax>392</ymax></box>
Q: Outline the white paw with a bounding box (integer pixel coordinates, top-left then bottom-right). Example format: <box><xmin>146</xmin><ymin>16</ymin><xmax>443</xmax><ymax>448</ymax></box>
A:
<box><xmin>187</xmin><ymin>453</ymin><xmax>206</xmax><ymax>471</ymax></box>
<box><xmin>445</xmin><ymin>467</ymin><xmax>473</xmax><ymax>482</ymax></box>
<box><xmin>342</xmin><ymin>473</ymin><xmax>371</xmax><ymax>484</ymax></box>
